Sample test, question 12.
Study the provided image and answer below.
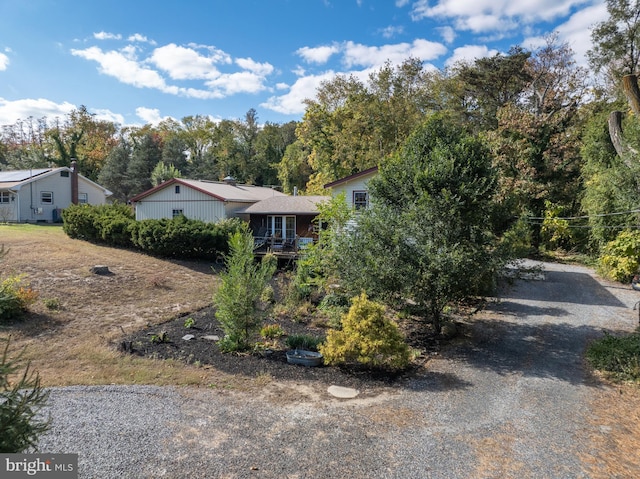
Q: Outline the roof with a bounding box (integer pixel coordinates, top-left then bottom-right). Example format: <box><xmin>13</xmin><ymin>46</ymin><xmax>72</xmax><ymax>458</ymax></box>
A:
<box><xmin>129</xmin><ymin>177</ymin><xmax>287</xmax><ymax>203</ymax></box>
<box><xmin>0</xmin><ymin>167</ymin><xmax>112</xmax><ymax>196</ymax></box>
<box><xmin>323</xmin><ymin>166</ymin><xmax>378</xmax><ymax>189</ymax></box>
<box><xmin>239</xmin><ymin>195</ymin><xmax>329</xmax><ymax>215</ymax></box>
<box><xmin>0</xmin><ymin>168</ymin><xmax>52</xmax><ymax>184</ymax></box>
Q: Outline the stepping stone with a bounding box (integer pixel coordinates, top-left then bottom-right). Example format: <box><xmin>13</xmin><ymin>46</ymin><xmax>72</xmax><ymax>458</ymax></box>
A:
<box><xmin>327</xmin><ymin>385</ymin><xmax>359</xmax><ymax>399</ymax></box>
<box><xmin>202</xmin><ymin>335</ymin><xmax>220</xmax><ymax>341</ymax></box>
<box><xmin>182</xmin><ymin>334</ymin><xmax>195</xmax><ymax>341</ymax></box>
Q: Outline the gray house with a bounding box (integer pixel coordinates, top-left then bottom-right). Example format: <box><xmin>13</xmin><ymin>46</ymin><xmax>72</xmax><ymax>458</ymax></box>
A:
<box><xmin>0</xmin><ymin>163</ymin><xmax>112</xmax><ymax>223</ymax></box>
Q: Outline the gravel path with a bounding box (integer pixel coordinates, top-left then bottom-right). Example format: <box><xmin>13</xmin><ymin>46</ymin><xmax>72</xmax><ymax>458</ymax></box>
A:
<box><xmin>36</xmin><ymin>261</ymin><xmax>640</xmax><ymax>478</ymax></box>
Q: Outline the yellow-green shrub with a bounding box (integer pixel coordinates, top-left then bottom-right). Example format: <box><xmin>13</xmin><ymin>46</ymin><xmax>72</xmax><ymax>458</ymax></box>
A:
<box><xmin>0</xmin><ymin>276</ymin><xmax>38</xmax><ymax>321</ymax></box>
<box><xmin>319</xmin><ymin>293</ymin><xmax>411</xmax><ymax>370</ymax></box>
<box><xmin>597</xmin><ymin>230</ymin><xmax>640</xmax><ymax>282</ymax></box>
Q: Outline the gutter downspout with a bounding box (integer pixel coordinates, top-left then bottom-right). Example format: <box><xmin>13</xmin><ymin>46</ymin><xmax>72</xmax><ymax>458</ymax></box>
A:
<box><xmin>70</xmin><ymin>159</ymin><xmax>79</xmax><ymax>205</ymax></box>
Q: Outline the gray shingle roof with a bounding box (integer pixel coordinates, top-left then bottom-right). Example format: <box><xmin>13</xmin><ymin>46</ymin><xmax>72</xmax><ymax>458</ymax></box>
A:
<box><xmin>239</xmin><ymin>195</ymin><xmax>329</xmax><ymax>214</ymax></box>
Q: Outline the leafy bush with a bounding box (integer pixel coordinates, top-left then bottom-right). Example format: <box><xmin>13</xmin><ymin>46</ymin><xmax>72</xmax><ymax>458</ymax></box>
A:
<box><xmin>285</xmin><ymin>334</ymin><xmax>324</xmax><ymax>351</ymax></box>
<box><xmin>260</xmin><ymin>324</ymin><xmax>285</xmax><ymax>339</ymax></box>
<box><xmin>214</xmin><ymin>231</ymin><xmax>277</xmax><ymax>351</ymax></box>
<box><xmin>597</xmin><ymin>230</ymin><xmax>640</xmax><ymax>282</ymax></box>
<box><xmin>319</xmin><ymin>293</ymin><xmax>411</xmax><ymax>370</ymax></box>
<box><xmin>0</xmin><ymin>276</ymin><xmax>38</xmax><ymax>322</ymax></box>
<box><xmin>0</xmin><ymin>339</ymin><xmax>50</xmax><ymax>452</ymax></box>
<box><xmin>586</xmin><ymin>329</ymin><xmax>640</xmax><ymax>381</ymax></box>
<box><xmin>62</xmin><ymin>203</ymin><xmax>244</xmax><ymax>260</ymax></box>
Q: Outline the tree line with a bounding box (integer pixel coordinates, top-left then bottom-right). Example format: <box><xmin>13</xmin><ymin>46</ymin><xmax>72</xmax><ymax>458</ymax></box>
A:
<box><xmin>3</xmin><ymin>0</ymin><xmax>640</xmax><ymax>264</ymax></box>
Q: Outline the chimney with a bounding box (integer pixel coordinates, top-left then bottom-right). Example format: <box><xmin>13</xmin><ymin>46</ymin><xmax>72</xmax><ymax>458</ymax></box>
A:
<box><xmin>70</xmin><ymin>159</ymin><xmax>79</xmax><ymax>205</ymax></box>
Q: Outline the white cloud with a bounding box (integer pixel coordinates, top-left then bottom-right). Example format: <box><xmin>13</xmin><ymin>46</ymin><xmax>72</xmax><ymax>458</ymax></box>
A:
<box><xmin>93</xmin><ymin>31</ymin><xmax>122</xmax><ymax>40</ymax></box>
<box><xmin>0</xmin><ymin>52</ymin><xmax>9</xmax><ymax>70</ymax></box>
<box><xmin>262</xmin><ymin>71</ymin><xmax>337</xmax><ymax>115</ymax></box>
<box><xmin>342</xmin><ymin>39</ymin><xmax>447</xmax><ymax>68</ymax></box>
<box><xmin>0</xmin><ymin>98</ymin><xmax>76</xmax><ymax>125</ymax></box>
<box><xmin>136</xmin><ymin>107</ymin><xmax>170</xmax><ymax>125</ymax></box>
<box><xmin>437</xmin><ymin>26</ymin><xmax>456</xmax><ymax>44</ymax></box>
<box><xmin>235</xmin><ymin>57</ymin><xmax>274</xmax><ymax>76</ymax></box>
<box><xmin>445</xmin><ymin>44</ymin><xmax>499</xmax><ymax>67</ymax></box>
<box><xmin>297</xmin><ymin>44</ymin><xmax>340</xmax><ymax>64</ymax></box>
<box><xmin>91</xmin><ymin>108</ymin><xmax>125</xmax><ymax>125</ymax></box>
<box><xmin>380</xmin><ymin>25</ymin><xmax>405</xmax><ymax>39</ymax></box>
<box><xmin>71</xmin><ymin>46</ymin><xmax>169</xmax><ymax>90</ymax></box>
<box><xmin>206</xmin><ymin>71</ymin><xmax>269</xmax><ymax>95</ymax></box>
<box><xmin>553</xmin><ymin>2</ymin><xmax>607</xmax><ymax>67</ymax></box>
<box><xmin>409</xmin><ymin>0</ymin><xmax>593</xmax><ymax>33</ymax></box>
<box><xmin>150</xmin><ymin>43</ymin><xmax>221</xmax><ymax>80</ymax></box>
<box><xmin>128</xmin><ymin>33</ymin><xmax>156</xmax><ymax>45</ymax></box>
<box><xmin>396</xmin><ymin>0</ymin><xmax>410</xmax><ymax>6</ymax></box>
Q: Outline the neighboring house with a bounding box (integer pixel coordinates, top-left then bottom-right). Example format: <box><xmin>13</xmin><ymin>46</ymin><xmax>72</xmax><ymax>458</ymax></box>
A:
<box><xmin>129</xmin><ymin>177</ymin><xmax>287</xmax><ymax>222</ymax></box>
<box><xmin>0</xmin><ymin>162</ymin><xmax>112</xmax><ymax>223</ymax></box>
<box><xmin>238</xmin><ymin>195</ymin><xmax>329</xmax><ymax>255</ymax></box>
<box><xmin>323</xmin><ymin>166</ymin><xmax>378</xmax><ymax>209</ymax></box>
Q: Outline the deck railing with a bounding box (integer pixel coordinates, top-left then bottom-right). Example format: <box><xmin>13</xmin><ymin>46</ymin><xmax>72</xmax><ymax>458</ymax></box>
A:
<box><xmin>253</xmin><ymin>236</ymin><xmax>315</xmax><ymax>256</ymax></box>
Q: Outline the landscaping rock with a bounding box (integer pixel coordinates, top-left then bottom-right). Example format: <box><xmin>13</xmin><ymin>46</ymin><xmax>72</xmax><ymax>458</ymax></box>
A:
<box><xmin>327</xmin><ymin>385</ymin><xmax>359</xmax><ymax>399</ymax></box>
<box><xmin>202</xmin><ymin>335</ymin><xmax>220</xmax><ymax>341</ymax></box>
<box><xmin>90</xmin><ymin>265</ymin><xmax>111</xmax><ymax>275</ymax></box>
<box><xmin>182</xmin><ymin>334</ymin><xmax>195</xmax><ymax>341</ymax></box>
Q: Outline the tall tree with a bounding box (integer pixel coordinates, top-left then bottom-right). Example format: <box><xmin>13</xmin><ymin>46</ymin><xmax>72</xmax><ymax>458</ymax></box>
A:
<box><xmin>126</xmin><ymin>132</ymin><xmax>162</xmax><ymax>198</ymax></box>
<box><xmin>451</xmin><ymin>46</ymin><xmax>532</xmax><ymax>130</ymax></box>
<box><xmin>297</xmin><ymin>59</ymin><xmax>433</xmax><ymax>189</ymax></box>
<box><xmin>335</xmin><ymin>114</ymin><xmax>502</xmax><ymax>333</ymax></box>
<box><xmin>488</xmin><ymin>38</ymin><xmax>587</xmax><ymax>246</ymax></box>
<box><xmin>98</xmin><ymin>137</ymin><xmax>132</xmax><ymax>202</ymax></box>
<box><xmin>588</xmin><ymin>0</ymin><xmax>640</xmax><ymax>89</ymax></box>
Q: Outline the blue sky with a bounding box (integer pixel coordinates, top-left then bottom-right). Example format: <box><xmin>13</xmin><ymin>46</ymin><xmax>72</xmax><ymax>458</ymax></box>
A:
<box><xmin>0</xmin><ymin>0</ymin><xmax>606</xmax><ymax>128</ymax></box>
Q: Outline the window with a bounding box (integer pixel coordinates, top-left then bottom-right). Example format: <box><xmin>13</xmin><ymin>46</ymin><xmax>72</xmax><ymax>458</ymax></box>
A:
<box><xmin>40</xmin><ymin>191</ymin><xmax>53</xmax><ymax>204</ymax></box>
<box><xmin>78</xmin><ymin>193</ymin><xmax>88</xmax><ymax>204</ymax></box>
<box><xmin>353</xmin><ymin>191</ymin><xmax>369</xmax><ymax>210</ymax></box>
<box><xmin>60</xmin><ymin>170</ymin><xmax>69</xmax><ymax>177</ymax></box>
<box><xmin>267</xmin><ymin>215</ymin><xmax>296</xmax><ymax>239</ymax></box>
<box><xmin>172</xmin><ymin>209</ymin><xmax>184</xmax><ymax>218</ymax></box>
<box><xmin>175</xmin><ymin>185</ymin><xmax>181</xmax><ymax>194</ymax></box>
<box><xmin>0</xmin><ymin>191</ymin><xmax>12</xmax><ymax>204</ymax></box>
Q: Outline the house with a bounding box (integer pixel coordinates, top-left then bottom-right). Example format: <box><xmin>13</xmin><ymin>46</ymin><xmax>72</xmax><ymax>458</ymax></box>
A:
<box><xmin>0</xmin><ymin>162</ymin><xmax>112</xmax><ymax>223</ymax></box>
<box><xmin>129</xmin><ymin>177</ymin><xmax>287</xmax><ymax>222</ymax></box>
<box><xmin>323</xmin><ymin>166</ymin><xmax>377</xmax><ymax>209</ymax></box>
<box><xmin>238</xmin><ymin>195</ymin><xmax>329</xmax><ymax>256</ymax></box>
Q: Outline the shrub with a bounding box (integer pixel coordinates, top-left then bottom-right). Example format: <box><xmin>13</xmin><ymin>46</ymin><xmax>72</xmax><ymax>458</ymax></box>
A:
<box><xmin>260</xmin><ymin>324</ymin><xmax>285</xmax><ymax>339</ymax></box>
<box><xmin>0</xmin><ymin>338</ymin><xmax>50</xmax><ymax>452</ymax></box>
<box><xmin>0</xmin><ymin>276</ymin><xmax>38</xmax><ymax>322</ymax></box>
<box><xmin>214</xmin><ymin>231</ymin><xmax>277</xmax><ymax>351</ymax></box>
<box><xmin>62</xmin><ymin>203</ymin><xmax>244</xmax><ymax>260</ymax></box>
<box><xmin>319</xmin><ymin>293</ymin><xmax>411</xmax><ymax>370</ymax></box>
<box><xmin>285</xmin><ymin>334</ymin><xmax>324</xmax><ymax>351</ymax></box>
<box><xmin>597</xmin><ymin>230</ymin><xmax>640</xmax><ymax>282</ymax></box>
<box><xmin>586</xmin><ymin>329</ymin><xmax>640</xmax><ymax>381</ymax></box>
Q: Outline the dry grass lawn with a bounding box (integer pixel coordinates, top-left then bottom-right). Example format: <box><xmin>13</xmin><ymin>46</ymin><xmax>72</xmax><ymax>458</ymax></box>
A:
<box><xmin>0</xmin><ymin>224</ymin><xmax>246</xmax><ymax>388</ymax></box>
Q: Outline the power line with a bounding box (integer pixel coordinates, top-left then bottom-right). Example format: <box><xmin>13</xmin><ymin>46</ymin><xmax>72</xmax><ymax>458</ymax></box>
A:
<box><xmin>525</xmin><ymin>208</ymin><xmax>640</xmax><ymax>221</ymax></box>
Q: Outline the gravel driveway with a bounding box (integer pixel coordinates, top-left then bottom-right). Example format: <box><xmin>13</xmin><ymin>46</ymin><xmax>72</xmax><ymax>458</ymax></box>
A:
<box><xmin>37</xmin><ymin>261</ymin><xmax>640</xmax><ymax>478</ymax></box>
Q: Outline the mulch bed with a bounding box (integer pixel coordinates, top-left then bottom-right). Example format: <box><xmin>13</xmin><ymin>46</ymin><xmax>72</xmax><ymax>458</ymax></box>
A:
<box><xmin>120</xmin><ymin>305</ymin><xmax>440</xmax><ymax>391</ymax></box>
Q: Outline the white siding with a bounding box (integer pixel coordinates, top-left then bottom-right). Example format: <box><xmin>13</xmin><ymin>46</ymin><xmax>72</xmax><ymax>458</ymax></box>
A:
<box><xmin>135</xmin><ymin>184</ymin><xmax>227</xmax><ymax>222</ymax></box>
<box><xmin>329</xmin><ymin>171</ymin><xmax>376</xmax><ymax>208</ymax></box>
<box><xmin>78</xmin><ymin>177</ymin><xmax>109</xmax><ymax>206</ymax></box>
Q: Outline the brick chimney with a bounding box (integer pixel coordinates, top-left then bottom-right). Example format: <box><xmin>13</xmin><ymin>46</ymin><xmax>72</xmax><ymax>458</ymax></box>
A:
<box><xmin>70</xmin><ymin>159</ymin><xmax>79</xmax><ymax>205</ymax></box>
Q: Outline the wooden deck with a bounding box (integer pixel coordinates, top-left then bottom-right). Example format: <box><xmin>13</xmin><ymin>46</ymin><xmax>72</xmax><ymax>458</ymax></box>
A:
<box><xmin>253</xmin><ymin>236</ymin><xmax>314</xmax><ymax>259</ymax></box>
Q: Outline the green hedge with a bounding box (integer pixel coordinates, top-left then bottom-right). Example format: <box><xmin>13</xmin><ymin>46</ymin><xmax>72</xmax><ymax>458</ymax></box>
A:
<box><xmin>62</xmin><ymin>204</ymin><xmax>244</xmax><ymax>260</ymax></box>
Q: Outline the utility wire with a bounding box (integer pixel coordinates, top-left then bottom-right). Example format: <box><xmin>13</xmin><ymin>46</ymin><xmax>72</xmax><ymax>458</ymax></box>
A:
<box><xmin>526</xmin><ymin>208</ymin><xmax>640</xmax><ymax>221</ymax></box>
